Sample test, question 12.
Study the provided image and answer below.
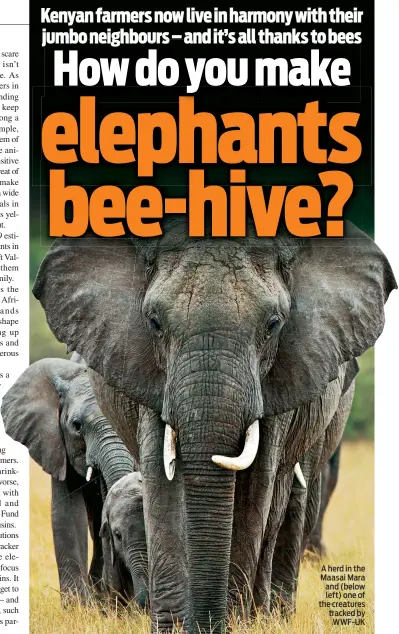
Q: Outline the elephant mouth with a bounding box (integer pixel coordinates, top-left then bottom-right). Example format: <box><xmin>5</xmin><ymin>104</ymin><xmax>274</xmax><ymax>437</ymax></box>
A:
<box><xmin>162</xmin><ymin>420</ymin><xmax>306</xmax><ymax>488</ymax></box>
<box><xmin>163</xmin><ymin>420</ymin><xmax>260</xmax><ymax>481</ymax></box>
<box><xmin>212</xmin><ymin>420</ymin><xmax>260</xmax><ymax>471</ymax></box>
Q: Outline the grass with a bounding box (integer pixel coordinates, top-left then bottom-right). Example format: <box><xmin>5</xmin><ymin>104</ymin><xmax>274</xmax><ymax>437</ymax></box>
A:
<box><xmin>30</xmin><ymin>442</ymin><xmax>374</xmax><ymax>633</ymax></box>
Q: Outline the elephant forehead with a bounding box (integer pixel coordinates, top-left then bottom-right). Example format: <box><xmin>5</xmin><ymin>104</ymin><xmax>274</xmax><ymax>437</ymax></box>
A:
<box><xmin>107</xmin><ymin>487</ymin><xmax>143</xmax><ymax>520</ymax></box>
<box><xmin>66</xmin><ymin>377</ymin><xmax>99</xmax><ymax>414</ymax></box>
<box><xmin>108</xmin><ymin>473</ymin><xmax>142</xmax><ymax>496</ymax></box>
<box><xmin>66</xmin><ymin>375</ymin><xmax>93</xmax><ymax>401</ymax></box>
<box><xmin>147</xmin><ymin>246</ymin><xmax>287</xmax><ymax>321</ymax></box>
<box><xmin>158</xmin><ymin>241</ymin><xmax>277</xmax><ymax>270</ymax></box>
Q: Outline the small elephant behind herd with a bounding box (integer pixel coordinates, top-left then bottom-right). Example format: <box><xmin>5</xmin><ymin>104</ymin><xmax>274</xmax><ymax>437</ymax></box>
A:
<box><xmin>1</xmin><ymin>222</ymin><xmax>396</xmax><ymax>634</ymax></box>
<box><xmin>2</xmin><ymin>355</ymin><xmax>149</xmax><ymax>608</ymax></box>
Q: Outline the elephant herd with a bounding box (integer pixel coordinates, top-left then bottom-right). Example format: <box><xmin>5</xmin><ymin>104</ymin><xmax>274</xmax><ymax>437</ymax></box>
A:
<box><xmin>1</xmin><ymin>220</ymin><xmax>396</xmax><ymax>633</ymax></box>
<box><xmin>1</xmin><ymin>354</ymin><xmax>149</xmax><ymax>607</ymax></box>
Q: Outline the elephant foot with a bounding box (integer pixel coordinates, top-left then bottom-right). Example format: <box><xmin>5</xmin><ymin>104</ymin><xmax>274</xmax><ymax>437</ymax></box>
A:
<box><xmin>150</xmin><ymin>614</ymin><xmax>188</xmax><ymax>633</ymax></box>
<box><xmin>88</xmin><ymin>578</ymin><xmax>108</xmax><ymax>603</ymax></box>
<box><xmin>60</xmin><ymin>586</ymin><xmax>93</xmax><ymax>609</ymax></box>
<box><xmin>251</xmin><ymin>597</ymin><xmax>270</xmax><ymax>621</ymax></box>
<box><xmin>270</xmin><ymin>583</ymin><xmax>296</xmax><ymax>617</ymax></box>
<box><xmin>228</xmin><ymin>586</ymin><xmax>253</xmax><ymax>622</ymax></box>
<box><xmin>252</xmin><ymin>567</ymin><xmax>272</xmax><ymax>616</ymax></box>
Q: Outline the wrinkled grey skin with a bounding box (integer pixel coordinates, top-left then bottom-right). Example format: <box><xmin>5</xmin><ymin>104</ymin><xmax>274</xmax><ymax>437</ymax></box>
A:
<box><xmin>1</xmin><ymin>358</ymin><xmax>136</xmax><ymax>605</ymax></box>
<box><xmin>306</xmin><ymin>441</ymin><xmax>342</xmax><ymax>557</ymax></box>
<box><xmin>100</xmin><ymin>472</ymin><xmax>148</xmax><ymax>609</ymax></box>
<box><xmin>33</xmin><ymin>220</ymin><xmax>396</xmax><ymax>633</ymax></box>
<box><xmin>261</xmin><ymin>382</ymin><xmax>354</xmax><ymax>613</ymax></box>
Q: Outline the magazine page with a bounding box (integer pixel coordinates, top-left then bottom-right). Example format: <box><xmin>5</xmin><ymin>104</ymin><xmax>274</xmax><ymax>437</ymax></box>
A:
<box><xmin>0</xmin><ymin>1</ymin><xmax>398</xmax><ymax>633</ymax></box>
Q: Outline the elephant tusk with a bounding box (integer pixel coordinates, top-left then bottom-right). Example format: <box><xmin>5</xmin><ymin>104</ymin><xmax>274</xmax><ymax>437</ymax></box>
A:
<box><xmin>294</xmin><ymin>463</ymin><xmax>307</xmax><ymax>489</ymax></box>
<box><xmin>86</xmin><ymin>467</ymin><xmax>93</xmax><ymax>482</ymax></box>
<box><xmin>163</xmin><ymin>424</ymin><xmax>176</xmax><ymax>481</ymax></box>
<box><xmin>212</xmin><ymin>420</ymin><xmax>260</xmax><ymax>471</ymax></box>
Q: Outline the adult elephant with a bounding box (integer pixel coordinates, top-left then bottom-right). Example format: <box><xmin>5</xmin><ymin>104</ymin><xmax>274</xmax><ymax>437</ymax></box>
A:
<box><xmin>33</xmin><ymin>221</ymin><xmax>395</xmax><ymax>633</ymax></box>
<box><xmin>1</xmin><ymin>358</ymin><xmax>136</xmax><ymax>604</ymax></box>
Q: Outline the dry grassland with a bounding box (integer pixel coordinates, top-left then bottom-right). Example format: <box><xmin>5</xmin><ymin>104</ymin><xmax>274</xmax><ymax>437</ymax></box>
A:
<box><xmin>30</xmin><ymin>442</ymin><xmax>373</xmax><ymax>633</ymax></box>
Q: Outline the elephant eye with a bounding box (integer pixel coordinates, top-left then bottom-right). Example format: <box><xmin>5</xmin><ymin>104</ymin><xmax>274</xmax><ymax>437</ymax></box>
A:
<box><xmin>72</xmin><ymin>419</ymin><xmax>83</xmax><ymax>433</ymax></box>
<box><xmin>266</xmin><ymin>315</ymin><xmax>280</xmax><ymax>335</ymax></box>
<box><xmin>149</xmin><ymin>315</ymin><xmax>162</xmax><ymax>335</ymax></box>
<box><xmin>114</xmin><ymin>529</ymin><xmax>122</xmax><ymax>542</ymax></box>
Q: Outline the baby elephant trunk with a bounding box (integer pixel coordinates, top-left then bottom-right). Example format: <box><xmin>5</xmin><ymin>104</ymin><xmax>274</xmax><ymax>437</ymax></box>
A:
<box><xmin>86</xmin><ymin>416</ymin><xmax>136</xmax><ymax>492</ymax></box>
<box><xmin>126</xmin><ymin>544</ymin><xmax>149</xmax><ymax>609</ymax></box>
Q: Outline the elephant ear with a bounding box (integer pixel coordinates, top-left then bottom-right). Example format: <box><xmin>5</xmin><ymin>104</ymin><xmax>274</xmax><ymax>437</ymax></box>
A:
<box><xmin>33</xmin><ymin>236</ymin><xmax>164</xmax><ymax>411</ymax></box>
<box><xmin>100</xmin><ymin>515</ymin><xmax>116</xmax><ymax>567</ymax></box>
<box><xmin>263</xmin><ymin>222</ymin><xmax>397</xmax><ymax>415</ymax></box>
<box><xmin>1</xmin><ymin>358</ymin><xmax>84</xmax><ymax>480</ymax></box>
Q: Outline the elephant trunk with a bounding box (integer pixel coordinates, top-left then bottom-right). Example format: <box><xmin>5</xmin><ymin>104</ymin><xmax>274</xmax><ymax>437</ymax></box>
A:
<box><xmin>166</xmin><ymin>333</ymin><xmax>263</xmax><ymax>634</ymax></box>
<box><xmin>86</xmin><ymin>417</ymin><xmax>136</xmax><ymax>492</ymax></box>
<box><xmin>126</xmin><ymin>544</ymin><xmax>149</xmax><ymax>609</ymax></box>
<box><xmin>184</xmin><ymin>468</ymin><xmax>235</xmax><ymax>633</ymax></box>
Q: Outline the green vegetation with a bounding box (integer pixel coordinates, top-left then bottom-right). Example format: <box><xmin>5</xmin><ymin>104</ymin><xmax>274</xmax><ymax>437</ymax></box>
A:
<box><xmin>346</xmin><ymin>348</ymin><xmax>374</xmax><ymax>440</ymax></box>
<box><xmin>30</xmin><ymin>295</ymin><xmax>69</xmax><ymax>363</ymax></box>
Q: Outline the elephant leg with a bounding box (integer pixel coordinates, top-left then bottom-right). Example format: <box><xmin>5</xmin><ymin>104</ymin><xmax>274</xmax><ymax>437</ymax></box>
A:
<box><xmin>229</xmin><ymin>414</ymin><xmax>291</xmax><ymax>619</ymax></box>
<box><xmin>138</xmin><ymin>408</ymin><xmax>188</xmax><ymax>633</ymax></box>
<box><xmin>229</xmin><ymin>466</ymin><xmax>273</xmax><ymax>620</ymax></box>
<box><xmin>252</xmin><ymin>470</ymin><xmax>293</xmax><ymax>613</ymax></box>
<box><xmin>270</xmin><ymin>476</ymin><xmax>309</xmax><ymax>614</ymax></box>
<box><xmin>307</xmin><ymin>441</ymin><xmax>342</xmax><ymax>556</ymax></box>
<box><xmin>325</xmin><ymin>440</ymin><xmax>341</xmax><ymax>503</ymax></box>
<box><xmin>302</xmin><ymin>473</ymin><xmax>322</xmax><ymax>554</ymax></box>
<box><xmin>271</xmin><ymin>437</ymin><xmax>324</xmax><ymax>614</ymax></box>
<box><xmin>306</xmin><ymin>463</ymin><xmax>329</xmax><ymax>556</ymax></box>
<box><xmin>306</xmin><ymin>384</ymin><xmax>353</xmax><ymax>556</ymax></box>
<box><xmin>83</xmin><ymin>480</ymin><xmax>104</xmax><ymax>592</ymax></box>
<box><xmin>51</xmin><ymin>472</ymin><xmax>89</xmax><ymax>605</ymax></box>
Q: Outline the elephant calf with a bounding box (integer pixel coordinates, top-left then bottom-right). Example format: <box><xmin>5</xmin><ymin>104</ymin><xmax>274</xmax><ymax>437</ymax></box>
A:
<box><xmin>100</xmin><ymin>472</ymin><xmax>149</xmax><ymax>609</ymax></box>
<box><xmin>1</xmin><ymin>357</ymin><xmax>137</xmax><ymax>605</ymax></box>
